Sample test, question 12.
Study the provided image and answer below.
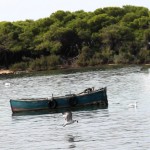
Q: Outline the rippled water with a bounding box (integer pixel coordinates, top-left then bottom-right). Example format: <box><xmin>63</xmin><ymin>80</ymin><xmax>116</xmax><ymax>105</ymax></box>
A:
<box><xmin>0</xmin><ymin>66</ymin><xmax>150</xmax><ymax>150</ymax></box>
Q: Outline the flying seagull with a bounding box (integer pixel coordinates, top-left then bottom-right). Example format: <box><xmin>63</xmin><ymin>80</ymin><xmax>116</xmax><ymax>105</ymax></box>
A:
<box><xmin>62</xmin><ymin>111</ymin><xmax>78</xmax><ymax>127</ymax></box>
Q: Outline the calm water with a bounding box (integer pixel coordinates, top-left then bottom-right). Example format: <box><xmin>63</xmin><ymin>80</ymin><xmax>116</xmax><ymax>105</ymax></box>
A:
<box><xmin>0</xmin><ymin>66</ymin><xmax>150</xmax><ymax>150</ymax></box>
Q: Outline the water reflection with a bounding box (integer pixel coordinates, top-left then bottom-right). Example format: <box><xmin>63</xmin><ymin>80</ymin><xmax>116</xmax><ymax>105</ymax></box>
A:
<box><xmin>66</xmin><ymin>134</ymin><xmax>76</xmax><ymax>149</ymax></box>
<box><xmin>12</xmin><ymin>105</ymin><xmax>108</xmax><ymax>117</ymax></box>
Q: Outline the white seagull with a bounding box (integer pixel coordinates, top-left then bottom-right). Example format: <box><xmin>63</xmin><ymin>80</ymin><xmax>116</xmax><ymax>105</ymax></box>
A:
<box><xmin>62</xmin><ymin>111</ymin><xmax>78</xmax><ymax>127</ymax></box>
<box><xmin>128</xmin><ymin>101</ymin><xmax>138</xmax><ymax>108</ymax></box>
<box><xmin>4</xmin><ymin>82</ymin><xmax>11</xmax><ymax>87</ymax></box>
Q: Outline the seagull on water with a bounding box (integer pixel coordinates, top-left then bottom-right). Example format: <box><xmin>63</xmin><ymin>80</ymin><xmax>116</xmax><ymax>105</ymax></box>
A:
<box><xmin>4</xmin><ymin>82</ymin><xmax>11</xmax><ymax>87</ymax></box>
<box><xmin>128</xmin><ymin>101</ymin><xmax>138</xmax><ymax>108</ymax></box>
<box><xmin>62</xmin><ymin>111</ymin><xmax>78</xmax><ymax>127</ymax></box>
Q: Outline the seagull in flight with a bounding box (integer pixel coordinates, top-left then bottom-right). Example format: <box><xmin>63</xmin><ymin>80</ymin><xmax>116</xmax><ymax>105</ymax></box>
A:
<box><xmin>62</xmin><ymin>111</ymin><xmax>78</xmax><ymax>127</ymax></box>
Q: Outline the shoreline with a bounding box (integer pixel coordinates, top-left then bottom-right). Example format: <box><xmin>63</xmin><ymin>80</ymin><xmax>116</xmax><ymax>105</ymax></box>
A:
<box><xmin>0</xmin><ymin>69</ymin><xmax>14</xmax><ymax>75</ymax></box>
<box><xmin>0</xmin><ymin>64</ymin><xmax>150</xmax><ymax>75</ymax></box>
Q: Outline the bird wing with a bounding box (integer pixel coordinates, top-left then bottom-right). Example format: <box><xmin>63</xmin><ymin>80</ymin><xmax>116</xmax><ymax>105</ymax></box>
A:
<box><xmin>63</xmin><ymin>111</ymin><xmax>72</xmax><ymax>121</ymax></box>
<box><xmin>66</xmin><ymin>111</ymin><xmax>72</xmax><ymax>122</ymax></box>
<box><xmin>63</xmin><ymin>113</ymin><xmax>67</xmax><ymax>120</ymax></box>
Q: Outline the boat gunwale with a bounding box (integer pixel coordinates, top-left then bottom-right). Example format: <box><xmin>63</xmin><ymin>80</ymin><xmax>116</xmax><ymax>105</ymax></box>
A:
<box><xmin>10</xmin><ymin>87</ymin><xmax>106</xmax><ymax>102</ymax></box>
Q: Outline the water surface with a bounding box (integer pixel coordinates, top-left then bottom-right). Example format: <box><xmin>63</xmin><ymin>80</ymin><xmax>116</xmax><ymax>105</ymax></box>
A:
<box><xmin>0</xmin><ymin>66</ymin><xmax>150</xmax><ymax>150</ymax></box>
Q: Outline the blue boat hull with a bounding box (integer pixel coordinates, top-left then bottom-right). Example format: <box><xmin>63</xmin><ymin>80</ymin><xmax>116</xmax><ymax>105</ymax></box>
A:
<box><xmin>10</xmin><ymin>87</ymin><xmax>108</xmax><ymax>113</ymax></box>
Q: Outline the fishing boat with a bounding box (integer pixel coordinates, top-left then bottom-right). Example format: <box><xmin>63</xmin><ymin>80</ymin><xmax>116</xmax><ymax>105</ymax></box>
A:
<box><xmin>10</xmin><ymin>87</ymin><xmax>108</xmax><ymax>113</ymax></box>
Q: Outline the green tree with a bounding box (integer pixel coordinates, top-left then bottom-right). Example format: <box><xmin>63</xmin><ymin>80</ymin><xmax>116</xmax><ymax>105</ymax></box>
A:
<box><xmin>76</xmin><ymin>46</ymin><xmax>94</xmax><ymax>66</ymax></box>
<box><xmin>88</xmin><ymin>14</ymin><xmax>116</xmax><ymax>32</ymax></box>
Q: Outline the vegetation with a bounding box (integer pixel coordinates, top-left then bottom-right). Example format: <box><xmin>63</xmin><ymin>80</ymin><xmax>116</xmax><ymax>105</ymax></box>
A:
<box><xmin>0</xmin><ymin>5</ymin><xmax>150</xmax><ymax>71</ymax></box>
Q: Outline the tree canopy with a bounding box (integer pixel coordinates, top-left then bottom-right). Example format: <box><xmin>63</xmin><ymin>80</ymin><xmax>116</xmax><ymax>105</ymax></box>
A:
<box><xmin>0</xmin><ymin>5</ymin><xmax>150</xmax><ymax>71</ymax></box>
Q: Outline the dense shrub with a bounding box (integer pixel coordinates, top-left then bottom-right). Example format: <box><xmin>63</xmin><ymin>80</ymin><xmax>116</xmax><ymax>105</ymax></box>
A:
<box><xmin>1</xmin><ymin>5</ymin><xmax>150</xmax><ymax>70</ymax></box>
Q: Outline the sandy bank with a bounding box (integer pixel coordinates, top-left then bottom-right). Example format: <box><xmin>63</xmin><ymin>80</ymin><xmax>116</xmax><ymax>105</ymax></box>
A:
<box><xmin>0</xmin><ymin>69</ymin><xmax>14</xmax><ymax>75</ymax></box>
